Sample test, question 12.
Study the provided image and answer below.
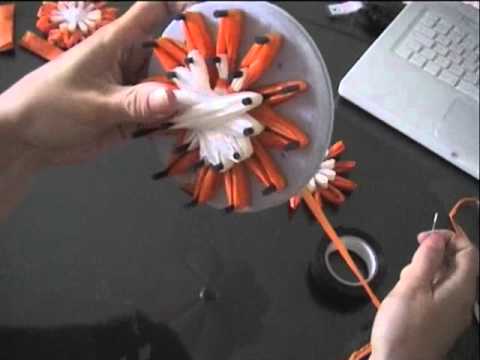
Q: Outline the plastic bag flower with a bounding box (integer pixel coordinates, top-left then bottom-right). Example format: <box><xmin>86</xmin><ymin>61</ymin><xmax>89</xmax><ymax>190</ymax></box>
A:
<box><xmin>288</xmin><ymin>140</ymin><xmax>357</xmax><ymax>217</ymax></box>
<box><xmin>36</xmin><ymin>1</ymin><xmax>118</xmax><ymax>49</ymax></box>
<box><xmin>141</xmin><ymin>9</ymin><xmax>310</xmax><ymax>212</ymax></box>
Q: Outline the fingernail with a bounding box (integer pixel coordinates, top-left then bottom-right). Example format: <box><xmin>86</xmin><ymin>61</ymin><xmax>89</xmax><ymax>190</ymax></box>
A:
<box><xmin>148</xmin><ymin>88</ymin><xmax>175</xmax><ymax>115</ymax></box>
<box><xmin>419</xmin><ymin>231</ymin><xmax>447</xmax><ymax>249</ymax></box>
<box><xmin>418</xmin><ymin>231</ymin><xmax>432</xmax><ymax>243</ymax></box>
<box><xmin>418</xmin><ymin>230</ymin><xmax>454</xmax><ymax>244</ymax></box>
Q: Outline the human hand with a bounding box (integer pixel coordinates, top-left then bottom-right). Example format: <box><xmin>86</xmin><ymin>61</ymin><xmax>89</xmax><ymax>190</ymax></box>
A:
<box><xmin>0</xmin><ymin>1</ymin><xmax>194</xmax><ymax>169</ymax></box>
<box><xmin>370</xmin><ymin>230</ymin><xmax>479</xmax><ymax>360</ymax></box>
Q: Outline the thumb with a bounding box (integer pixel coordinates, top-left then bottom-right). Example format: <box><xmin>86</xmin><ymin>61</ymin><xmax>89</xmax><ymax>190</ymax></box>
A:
<box><xmin>115</xmin><ymin>83</ymin><xmax>176</xmax><ymax>124</ymax></box>
<box><xmin>403</xmin><ymin>231</ymin><xmax>449</xmax><ymax>290</ymax></box>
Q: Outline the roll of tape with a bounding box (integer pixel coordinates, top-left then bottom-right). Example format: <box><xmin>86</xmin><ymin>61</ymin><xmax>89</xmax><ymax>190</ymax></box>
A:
<box><xmin>307</xmin><ymin>227</ymin><xmax>385</xmax><ymax>310</ymax></box>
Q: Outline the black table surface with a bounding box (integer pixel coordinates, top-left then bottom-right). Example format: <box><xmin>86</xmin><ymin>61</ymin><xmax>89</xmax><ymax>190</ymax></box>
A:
<box><xmin>1</xmin><ymin>2</ymin><xmax>478</xmax><ymax>360</ymax></box>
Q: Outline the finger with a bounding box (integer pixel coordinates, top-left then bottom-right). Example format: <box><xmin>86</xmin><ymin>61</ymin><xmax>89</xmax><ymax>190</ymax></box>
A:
<box><xmin>402</xmin><ymin>231</ymin><xmax>449</xmax><ymax>290</ymax></box>
<box><xmin>418</xmin><ymin>229</ymin><xmax>454</xmax><ymax>244</ymax></box>
<box><xmin>438</xmin><ymin>232</ymin><xmax>479</xmax><ymax>291</ymax></box>
<box><xmin>113</xmin><ymin>83</ymin><xmax>177</xmax><ymax>124</ymax></box>
<box><xmin>118</xmin><ymin>1</ymin><xmax>170</xmax><ymax>34</ymax></box>
<box><xmin>434</xmin><ymin>247</ymin><xmax>478</xmax><ymax>318</ymax></box>
<box><xmin>167</xmin><ymin>2</ymin><xmax>198</xmax><ymax>14</ymax></box>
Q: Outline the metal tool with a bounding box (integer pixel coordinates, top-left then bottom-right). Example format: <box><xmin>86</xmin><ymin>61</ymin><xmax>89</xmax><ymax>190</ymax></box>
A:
<box><xmin>431</xmin><ymin>211</ymin><xmax>439</xmax><ymax>232</ymax></box>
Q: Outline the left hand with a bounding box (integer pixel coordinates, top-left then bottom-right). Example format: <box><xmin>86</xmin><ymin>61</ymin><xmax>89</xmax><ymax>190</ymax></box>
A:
<box><xmin>0</xmin><ymin>1</ymin><xmax>194</xmax><ymax>169</ymax></box>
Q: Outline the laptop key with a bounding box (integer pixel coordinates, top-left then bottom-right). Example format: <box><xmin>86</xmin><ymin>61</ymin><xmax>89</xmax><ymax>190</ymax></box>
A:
<box><xmin>420</xmin><ymin>13</ymin><xmax>439</xmax><ymax>28</ymax></box>
<box><xmin>463</xmin><ymin>71</ymin><xmax>478</xmax><ymax>84</ymax></box>
<box><xmin>433</xmin><ymin>43</ymin><xmax>449</xmax><ymax>56</ymax></box>
<box><xmin>412</xmin><ymin>31</ymin><xmax>435</xmax><ymax>48</ymax></box>
<box><xmin>464</xmin><ymin>59</ymin><xmax>479</xmax><ymax>73</ymax></box>
<box><xmin>435</xmin><ymin>21</ymin><xmax>453</xmax><ymax>35</ymax></box>
<box><xmin>439</xmin><ymin>69</ymin><xmax>459</xmax><ymax>86</ymax></box>
<box><xmin>462</xmin><ymin>35</ymin><xmax>478</xmax><ymax>51</ymax></box>
<box><xmin>450</xmin><ymin>43</ymin><xmax>466</xmax><ymax>55</ymax></box>
<box><xmin>425</xmin><ymin>61</ymin><xmax>441</xmax><ymax>76</ymax></box>
<box><xmin>447</xmin><ymin>51</ymin><xmax>463</xmax><ymax>64</ymax></box>
<box><xmin>410</xmin><ymin>53</ymin><xmax>427</xmax><ymax>68</ymax></box>
<box><xmin>465</xmin><ymin>52</ymin><xmax>479</xmax><ymax>64</ymax></box>
<box><xmin>449</xmin><ymin>64</ymin><xmax>465</xmax><ymax>77</ymax></box>
<box><xmin>420</xmin><ymin>18</ymin><xmax>435</xmax><ymax>28</ymax></box>
<box><xmin>405</xmin><ymin>39</ymin><xmax>422</xmax><ymax>52</ymax></box>
<box><xmin>457</xmin><ymin>80</ymin><xmax>479</xmax><ymax>100</ymax></box>
<box><xmin>415</xmin><ymin>24</ymin><xmax>436</xmax><ymax>39</ymax></box>
<box><xmin>436</xmin><ymin>35</ymin><xmax>451</xmax><ymax>47</ymax></box>
<box><xmin>434</xmin><ymin>55</ymin><xmax>451</xmax><ymax>68</ymax></box>
<box><xmin>420</xmin><ymin>47</ymin><xmax>436</xmax><ymax>60</ymax></box>
<box><xmin>396</xmin><ymin>45</ymin><xmax>413</xmax><ymax>60</ymax></box>
<box><xmin>450</xmin><ymin>29</ymin><xmax>466</xmax><ymax>44</ymax></box>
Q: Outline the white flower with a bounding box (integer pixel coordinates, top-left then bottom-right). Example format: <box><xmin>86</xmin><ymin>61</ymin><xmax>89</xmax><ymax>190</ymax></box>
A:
<box><xmin>50</xmin><ymin>1</ymin><xmax>102</xmax><ymax>34</ymax></box>
<box><xmin>167</xmin><ymin>50</ymin><xmax>265</xmax><ymax>172</ymax></box>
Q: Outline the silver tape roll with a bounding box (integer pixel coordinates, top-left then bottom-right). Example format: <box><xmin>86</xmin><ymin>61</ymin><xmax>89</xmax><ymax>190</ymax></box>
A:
<box><xmin>324</xmin><ymin>234</ymin><xmax>379</xmax><ymax>287</ymax></box>
<box><xmin>308</xmin><ymin>227</ymin><xmax>385</xmax><ymax>310</ymax></box>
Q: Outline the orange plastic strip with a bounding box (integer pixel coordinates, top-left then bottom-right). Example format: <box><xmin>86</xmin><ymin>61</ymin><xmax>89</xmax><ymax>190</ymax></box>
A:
<box><xmin>157</xmin><ymin>37</ymin><xmax>187</xmax><ymax>63</ymax></box>
<box><xmin>242</xmin><ymin>33</ymin><xmax>283</xmax><ymax>89</ymax></box>
<box><xmin>197</xmin><ymin>167</ymin><xmax>221</xmax><ymax>204</ymax></box>
<box><xmin>244</xmin><ymin>157</ymin><xmax>272</xmax><ymax>188</ymax></box>
<box><xmin>250</xmin><ymin>104</ymin><xmax>309</xmax><ymax>148</ymax></box>
<box><xmin>257</xmin><ymin>130</ymin><xmax>292</xmax><ymax>150</ymax></box>
<box><xmin>0</xmin><ymin>4</ymin><xmax>15</xmax><ymax>52</ymax></box>
<box><xmin>231</xmin><ymin>163</ymin><xmax>250</xmax><ymax>210</ymax></box>
<box><xmin>183</xmin><ymin>12</ymin><xmax>215</xmax><ymax>58</ymax></box>
<box><xmin>19</xmin><ymin>31</ymin><xmax>63</xmax><ymax>61</ymax></box>
<box><xmin>331</xmin><ymin>176</ymin><xmax>358</xmax><ymax>192</ymax></box>
<box><xmin>335</xmin><ymin>160</ymin><xmax>357</xmax><ymax>174</ymax></box>
<box><xmin>154</xmin><ymin>46</ymin><xmax>182</xmax><ymax>71</ymax></box>
<box><xmin>219</xmin><ymin>9</ymin><xmax>243</xmax><ymax>71</ymax></box>
<box><xmin>449</xmin><ymin>197</ymin><xmax>479</xmax><ymax>235</ymax></box>
<box><xmin>255</xmin><ymin>80</ymin><xmax>308</xmax><ymax>107</ymax></box>
<box><xmin>192</xmin><ymin>166</ymin><xmax>208</xmax><ymax>200</ymax></box>
<box><xmin>327</xmin><ymin>140</ymin><xmax>346</xmax><ymax>158</ymax></box>
<box><xmin>348</xmin><ymin>344</ymin><xmax>372</xmax><ymax>360</ymax></box>
<box><xmin>251</xmin><ymin>138</ymin><xmax>287</xmax><ymax>191</ymax></box>
<box><xmin>224</xmin><ymin>170</ymin><xmax>234</xmax><ymax>209</ymax></box>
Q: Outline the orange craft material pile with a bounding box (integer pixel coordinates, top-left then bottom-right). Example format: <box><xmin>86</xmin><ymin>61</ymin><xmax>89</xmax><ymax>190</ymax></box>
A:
<box><xmin>8</xmin><ymin>2</ymin><xmax>118</xmax><ymax>61</ymax></box>
<box><xmin>36</xmin><ymin>1</ymin><xmax>117</xmax><ymax>49</ymax></box>
<box><xmin>0</xmin><ymin>3</ymin><xmax>15</xmax><ymax>52</ymax></box>
<box><xmin>142</xmin><ymin>9</ymin><xmax>310</xmax><ymax>213</ymax></box>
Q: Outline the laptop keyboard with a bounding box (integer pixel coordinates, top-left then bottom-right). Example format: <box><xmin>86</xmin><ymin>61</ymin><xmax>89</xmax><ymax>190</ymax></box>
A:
<box><xmin>395</xmin><ymin>10</ymin><xmax>479</xmax><ymax>101</ymax></box>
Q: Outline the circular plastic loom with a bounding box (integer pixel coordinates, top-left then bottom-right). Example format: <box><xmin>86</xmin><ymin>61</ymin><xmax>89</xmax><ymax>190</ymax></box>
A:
<box><xmin>148</xmin><ymin>1</ymin><xmax>334</xmax><ymax>212</ymax></box>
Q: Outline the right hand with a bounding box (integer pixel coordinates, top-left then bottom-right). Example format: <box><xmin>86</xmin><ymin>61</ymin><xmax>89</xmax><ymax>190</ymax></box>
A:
<box><xmin>370</xmin><ymin>230</ymin><xmax>479</xmax><ymax>360</ymax></box>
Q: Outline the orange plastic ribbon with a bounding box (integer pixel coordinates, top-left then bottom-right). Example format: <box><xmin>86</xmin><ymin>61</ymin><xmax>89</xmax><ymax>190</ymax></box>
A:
<box><xmin>19</xmin><ymin>31</ymin><xmax>63</xmax><ymax>61</ymax></box>
<box><xmin>0</xmin><ymin>3</ymin><xmax>15</xmax><ymax>52</ymax></box>
<box><xmin>348</xmin><ymin>343</ymin><xmax>372</xmax><ymax>360</ymax></box>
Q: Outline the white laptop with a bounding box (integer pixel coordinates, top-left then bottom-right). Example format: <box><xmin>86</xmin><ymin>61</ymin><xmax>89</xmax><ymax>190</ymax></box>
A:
<box><xmin>339</xmin><ymin>1</ymin><xmax>479</xmax><ymax>179</ymax></box>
